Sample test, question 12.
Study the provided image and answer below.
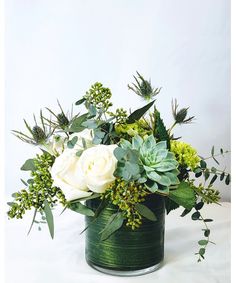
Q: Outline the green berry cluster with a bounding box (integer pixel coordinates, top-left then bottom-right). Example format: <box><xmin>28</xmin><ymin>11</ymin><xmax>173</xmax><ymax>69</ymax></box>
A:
<box><xmin>85</xmin><ymin>82</ymin><xmax>113</xmax><ymax>112</ymax></box>
<box><xmin>8</xmin><ymin>153</ymin><xmax>66</xmax><ymax>219</ymax></box>
<box><xmin>104</xmin><ymin>179</ymin><xmax>148</xmax><ymax>230</ymax></box>
<box><xmin>194</xmin><ymin>184</ymin><xmax>220</xmax><ymax>204</ymax></box>
<box><xmin>108</xmin><ymin>108</ymin><xmax>128</xmax><ymax>124</ymax></box>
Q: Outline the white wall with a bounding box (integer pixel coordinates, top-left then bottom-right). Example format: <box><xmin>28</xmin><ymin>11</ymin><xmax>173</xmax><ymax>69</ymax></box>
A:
<box><xmin>5</xmin><ymin>0</ymin><xmax>230</xmax><ymax>200</ymax></box>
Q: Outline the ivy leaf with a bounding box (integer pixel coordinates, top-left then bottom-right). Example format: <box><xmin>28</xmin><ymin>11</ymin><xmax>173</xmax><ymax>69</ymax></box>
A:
<box><xmin>43</xmin><ymin>200</ymin><xmax>54</xmax><ymax>239</ymax></box>
<box><xmin>68</xmin><ymin>202</ymin><xmax>95</xmax><ymax>216</ymax></box>
<box><xmin>100</xmin><ymin>212</ymin><xmax>124</xmax><ymax>241</ymax></box>
<box><xmin>127</xmin><ymin>100</ymin><xmax>155</xmax><ymax>124</ymax></box>
<box><xmin>21</xmin><ymin>159</ymin><xmax>36</xmax><ymax>171</ymax></box>
<box><xmin>169</xmin><ymin>182</ymin><xmax>196</xmax><ymax>210</ymax></box>
<box><xmin>135</xmin><ymin>203</ymin><xmax>157</xmax><ymax>221</ymax></box>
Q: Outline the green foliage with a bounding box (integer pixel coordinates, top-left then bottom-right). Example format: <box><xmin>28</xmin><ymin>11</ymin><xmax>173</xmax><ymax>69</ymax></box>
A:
<box><xmin>8</xmin><ymin>153</ymin><xmax>66</xmax><ymax>221</ymax></box>
<box><xmin>169</xmin><ymin>182</ymin><xmax>196</xmax><ymax>210</ymax></box>
<box><xmin>153</xmin><ymin>107</ymin><xmax>170</xmax><ymax>149</ymax></box>
<box><xmin>128</xmin><ymin>72</ymin><xmax>161</xmax><ymax>101</ymax></box>
<box><xmin>21</xmin><ymin>159</ymin><xmax>37</xmax><ymax>171</ymax></box>
<box><xmin>127</xmin><ymin>100</ymin><xmax>155</xmax><ymax>124</ymax></box>
<box><xmin>67</xmin><ymin>136</ymin><xmax>78</xmax><ymax>149</ymax></box>
<box><xmin>135</xmin><ymin>203</ymin><xmax>157</xmax><ymax>221</ymax></box>
<box><xmin>104</xmin><ymin>179</ymin><xmax>148</xmax><ymax>230</ymax></box>
<box><xmin>192</xmin><ymin>184</ymin><xmax>220</xmax><ymax>204</ymax></box>
<box><xmin>68</xmin><ymin>202</ymin><xmax>95</xmax><ymax>217</ymax></box>
<box><xmin>44</xmin><ymin>200</ymin><xmax>54</xmax><ymax>239</ymax></box>
<box><xmin>68</xmin><ymin>113</ymin><xmax>88</xmax><ymax>132</ymax></box>
<box><xmin>165</xmin><ymin>198</ymin><xmax>180</xmax><ymax>215</ymax></box>
<box><xmin>100</xmin><ymin>212</ymin><xmax>125</xmax><ymax>241</ymax></box>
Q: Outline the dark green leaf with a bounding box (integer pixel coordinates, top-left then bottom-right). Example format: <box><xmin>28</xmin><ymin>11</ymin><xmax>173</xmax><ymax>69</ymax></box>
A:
<box><xmin>181</xmin><ymin>208</ymin><xmax>191</xmax><ymax>217</ymax></box>
<box><xmin>153</xmin><ymin>107</ymin><xmax>170</xmax><ymax>149</ymax></box>
<box><xmin>75</xmin><ymin>97</ymin><xmax>86</xmax><ymax>105</ymax></box>
<box><xmin>204</xmin><ymin>229</ymin><xmax>210</xmax><ymax>237</ymax></box>
<box><xmin>191</xmin><ymin>211</ymin><xmax>200</xmax><ymax>220</ymax></box>
<box><xmin>210</xmin><ymin>174</ymin><xmax>217</xmax><ymax>185</ymax></box>
<box><xmin>69</xmin><ymin>202</ymin><xmax>95</xmax><ymax>216</ymax></box>
<box><xmin>100</xmin><ymin>212</ymin><xmax>124</xmax><ymax>241</ymax></box>
<box><xmin>211</xmin><ymin>146</ymin><xmax>214</xmax><ymax>156</ymax></box>
<box><xmin>211</xmin><ymin>167</ymin><xmax>217</xmax><ymax>173</ymax></box>
<box><xmin>135</xmin><ymin>203</ymin><xmax>157</xmax><ymax>221</ymax></box>
<box><xmin>200</xmin><ymin>160</ymin><xmax>207</xmax><ymax>169</ymax></box>
<box><xmin>199</xmin><ymin>248</ymin><xmax>205</xmax><ymax>255</ymax></box>
<box><xmin>195</xmin><ymin>202</ymin><xmax>204</xmax><ymax>211</ymax></box>
<box><xmin>198</xmin><ymin>239</ymin><xmax>208</xmax><ymax>246</ymax></box>
<box><xmin>204</xmin><ymin>219</ymin><xmax>213</xmax><ymax>222</ymax></box>
<box><xmin>220</xmin><ymin>148</ymin><xmax>223</xmax><ymax>154</ymax></box>
<box><xmin>213</xmin><ymin>156</ymin><xmax>220</xmax><ymax>165</ymax></box>
<box><xmin>43</xmin><ymin>200</ymin><xmax>54</xmax><ymax>239</ymax></box>
<box><xmin>204</xmin><ymin>170</ymin><xmax>210</xmax><ymax>181</ymax></box>
<box><xmin>169</xmin><ymin>182</ymin><xmax>196</xmax><ymax>210</ymax></box>
<box><xmin>20</xmin><ymin>179</ymin><xmax>28</xmax><ymax>186</ymax></box>
<box><xmin>220</xmin><ymin>172</ymin><xmax>225</xmax><ymax>181</ymax></box>
<box><xmin>127</xmin><ymin>100</ymin><xmax>155</xmax><ymax>124</ymax></box>
<box><xmin>225</xmin><ymin>174</ymin><xmax>231</xmax><ymax>185</ymax></box>
<box><xmin>195</xmin><ymin>171</ymin><xmax>202</xmax><ymax>178</ymax></box>
<box><xmin>21</xmin><ymin>159</ymin><xmax>36</xmax><ymax>171</ymax></box>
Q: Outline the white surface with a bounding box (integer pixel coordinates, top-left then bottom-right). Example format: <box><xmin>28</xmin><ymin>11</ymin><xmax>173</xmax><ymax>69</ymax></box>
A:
<box><xmin>5</xmin><ymin>202</ymin><xmax>230</xmax><ymax>283</ymax></box>
<box><xmin>5</xmin><ymin>0</ymin><xmax>231</xmax><ymax>200</ymax></box>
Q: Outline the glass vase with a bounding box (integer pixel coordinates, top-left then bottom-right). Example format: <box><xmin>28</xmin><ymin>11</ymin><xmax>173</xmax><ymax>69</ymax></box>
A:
<box><xmin>85</xmin><ymin>194</ymin><xmax>165</xmax><ymax>276</ymax></box>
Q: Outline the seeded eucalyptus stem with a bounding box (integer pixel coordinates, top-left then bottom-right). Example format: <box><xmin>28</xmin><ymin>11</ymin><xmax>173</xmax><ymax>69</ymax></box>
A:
<box><xmin>202</xmin><ymin>151</ymin><xmax>230</xmax><ymax>161</ymax></box>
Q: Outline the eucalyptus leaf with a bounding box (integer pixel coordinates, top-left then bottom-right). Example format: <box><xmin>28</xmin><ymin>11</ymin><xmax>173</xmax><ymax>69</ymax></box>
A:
<box><xmin>43</xmin><ymin>200</ymin><xmax>54</xmax><ymax>239</ymax></box>
<box><xmin>69</xmin><ymin>202</ymin><xmax>95</xmax><ymax>216</ymax></box>
<box><xmin>21</xmin><ymin>159</ymin><xmax>36</xmax><ymax>171</ymax></box>
<box><xmin>135</xmin><ymin>203</ymin><xmax>157</xmax><ymax>221</ymax></box>
<box><xmin>100</xmin><ymin>212</ymin><xmax>124</xmax><ymax>241</ymax></box>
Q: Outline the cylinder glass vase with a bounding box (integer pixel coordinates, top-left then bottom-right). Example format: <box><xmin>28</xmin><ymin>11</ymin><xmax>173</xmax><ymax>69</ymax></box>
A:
<box><xmin>85</xmin><ymin>194</ymin><xmax>165</xmax><ymax>276</ymax></box>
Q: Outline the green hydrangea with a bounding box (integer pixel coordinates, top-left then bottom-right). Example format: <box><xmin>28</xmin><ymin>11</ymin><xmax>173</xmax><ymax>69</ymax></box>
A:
<box><xmin>115</xmin><ymin>119</ymin><xmax>151</xmax><ymax>139</ymax></box>
<box><xmin>170</xmin><ymin>140</ymin><xmax>200</xmax><ymax>170</ymax></box>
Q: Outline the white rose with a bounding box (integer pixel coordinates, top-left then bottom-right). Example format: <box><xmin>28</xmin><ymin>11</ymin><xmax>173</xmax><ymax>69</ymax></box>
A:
<box><xmin>78</xmin><ymin>144</ymin><xmax>117</xmax><ymax>193</ymax></box>
<box><xmin>51</xmin><ymin>148</ymin><xmax>92</xmax><ymax>201</ymax></box>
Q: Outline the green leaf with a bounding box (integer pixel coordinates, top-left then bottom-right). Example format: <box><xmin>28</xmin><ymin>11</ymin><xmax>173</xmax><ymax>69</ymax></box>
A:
<box><xmin>204</xmin><ymin>170</ymin><xmax>210</xmax><ymax>181</ymax></box>
<box><xmin>43</xmin><ymin>200</ymin><xmax>54</xmax><ymax>239</ymax></box>
<box><xmin>69</xmin><ymin>114</ymin><xmax>88</xmax><ymax>132</ymax></box>
<box><xmin>21</xmin><ymin>159</ymin><xmax>36</xmax><ymax>171</ymax></box>
<box><xmin>169</xmin><ymin>182</ymin><xmax>196</xmax><ymax>210</ymax></box>
<box><xmin>181</xmin><ymin>208</ymin><xmax>191</xmax><ymax>217</ymax></box>
<box><xmin>127</xmin><ymin>100</ymin><xmax>156</xmax><ymax>124</ymax></box>
<box><xmin>27</xmin><ymin>208</ymin><xmax>37</xmax><ymax>235</ymax></box>
<box><xmin>68</xmin><ymin>202</ymin><xmax>95</xmax><ymax>216</ymax></box>
<box><xmin>210</xmin><ymin>174</ymin><xmax>217</xmax><ymax>185</ymax></box>
<box><xmin>204</xmin><ymin>229</ymin><xmax>210</xmax><ymax>237</ymax></box>
<box><xmin>198</xmin><ymin>240</ymin><xmax>208</xmax><ymax>246</ymax></box>
<box><xmin>204</xmin><ymin>219</ymin><xmax>213</xmax><ymax>222</ymax></box>
<box><xmin>165</xmin><ymin>198</ymin><xmax>180</xmax><ymax>214</ymax></box>
<box><xmin>76</xmin><ymin>150</ymin><xmax>83</xmax><ymax>157</ymax></box>
<box><xmin>199</xmin><ymin>248</ymin><xmax>206</xmax><ymax>255</ymax></box>
<box><xmin>211</xmin><ymin>146</ymin><xmax>215</xmax><ymax>156</ymax></box>
<box><xmin>153</xmin><ymin>107</ymin><xmax>170</xmax><ymax>149</ymax></box>
<box><xmin>135</xmin><ymin>203</ymin><xmax>157</xmax><ymax>221</ymax></box>
<box><xmin>100</xmin><ymin>212</ymin><xmax>124</xmax><ymax>241</ymax></box>
<box><xmin>200</xmin><ymin>160</ymin><xmax>207</xmax><ymax>169</ymax></box>
<box><xmin>195</xmin><ymin>202</ymin><xmax>204</xmax><ymax>211</ymax></box>
<box><xmin>220</xmin><ymin>172</ymin><xmax>225</xmax><ymax>181</ymax></box>
<box><xmin>75</xmin><ymin>97</ymin><xmax>86</xmax><ymax>105</ymax></box>
<box><xmin>192</xmin><ymin>211</ymin><xmax>200</xmax><ymax>220</ymax></box>
<box><xmin>82</xmin><ymin>120</ymin><xmax>98</xmax><ymax>129</ymax></box>
<box><xmin>132</xmin><ymin>135</ymin><xmax>143</xmax><ymax>150</ymax></box>
<box><xmin>67</xmin><ymin>136</ymin><xmax>78</xmax><ymax>149</ymax></box>
<box><xmin>20</xmin><ymin>179</ymin><xmax>28</xmax><ymax>186</ymax></box>
<box><xmin>225</xmin><ymin>174</ymin><xmax>231</xmax><ymax>185</ymax></box>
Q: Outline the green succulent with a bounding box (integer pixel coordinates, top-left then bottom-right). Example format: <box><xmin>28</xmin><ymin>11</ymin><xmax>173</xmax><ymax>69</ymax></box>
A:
<box><xmin>114</xmin><ymin>135</ymin><xmax>180</xmax><ymax>195</ymax></box>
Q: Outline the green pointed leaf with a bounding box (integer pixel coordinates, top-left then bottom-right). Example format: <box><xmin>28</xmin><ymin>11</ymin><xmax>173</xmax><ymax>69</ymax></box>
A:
<box><xmin>21</xmin><ymin>159</ymin><xmax>36</xmax><ymax>171</ymax></box>
<box><xmin>225</xmin><ymin>174</ymin><xmax>231</xmax><ymax>185</ymax></box>
<box><xmin>127</xmin><ymin>100</ymin><xmax>156</xmax><ymax>123</ymax></box>
<box><xmin>135</xmin><ymin>203</ymin><xmax>157</xmax><ymax>221</ymax></box>
<box><xmin>100</xmin><ymin>212</ymin><xmax>124</xmax><ymax>241</ymax></box>
<box><xmin>43</xmin><ymin>200</ymin><xmax>54</xmax><ymax>239</ymax></box>
<box><xmin>68</xmin><ymin>202</ymin><xmax>95</xmax><ymax>216</ymax></box>
<box><xmin>169</xmin><ymin>182</ymin><xmax>196</xmax><ymax>210</ymax></box>
<box><xmin>75</xmin><ymin>97</ymin><xmax>86</xmax><ymax>105</ymax></box>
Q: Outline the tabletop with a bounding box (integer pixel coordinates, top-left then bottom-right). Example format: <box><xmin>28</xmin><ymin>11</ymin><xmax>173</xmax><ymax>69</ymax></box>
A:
<box><xmin>5</xmin><ymin>202</ymin><xmax>230</xmax><ymax>283</ymax></box>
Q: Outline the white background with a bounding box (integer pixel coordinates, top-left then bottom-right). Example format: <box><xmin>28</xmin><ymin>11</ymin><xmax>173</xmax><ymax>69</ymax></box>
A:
<box><xmin>5</xmin><ymin>0</ymin><xmax>230</xmax><ymax>200</ymax></box>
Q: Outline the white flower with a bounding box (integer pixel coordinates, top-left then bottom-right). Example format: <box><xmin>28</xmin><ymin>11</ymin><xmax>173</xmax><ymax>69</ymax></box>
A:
<box><xmin>43</xmin><ymin>135</ymin><xmax>65</xmax><ymax>156</ymax></box>
<box><xmin>78</xmin><ymin>144</ymin><xmax>117</xmax><ymax>193</ymax></box>
<box><xmin>51</xmin><ymin>148</ymin><xmax>92</xmax><ymax>201</ymax></box>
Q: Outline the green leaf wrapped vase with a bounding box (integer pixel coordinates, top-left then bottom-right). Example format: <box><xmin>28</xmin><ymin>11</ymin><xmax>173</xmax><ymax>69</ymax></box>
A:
<box><xmin>85</xmin><ymin>194</ymin><xmax>165</xmax><ymax>276</ymax></box>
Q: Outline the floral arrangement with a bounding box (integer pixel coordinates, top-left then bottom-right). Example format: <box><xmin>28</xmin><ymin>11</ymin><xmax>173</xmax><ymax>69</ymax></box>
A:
<box><xmin>8</xmin><ymin>72</ymin><xmax>230</xmax><ymax>262</ymax></box>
